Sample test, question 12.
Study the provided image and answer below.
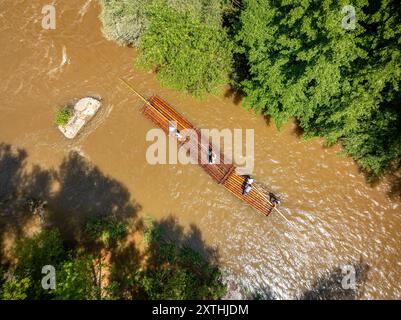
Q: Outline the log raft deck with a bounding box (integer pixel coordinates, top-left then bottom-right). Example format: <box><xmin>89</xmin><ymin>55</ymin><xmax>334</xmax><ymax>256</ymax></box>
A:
<box><xmin>122</xmin><ymin>80</ymin><xmax>277</xmax><ymax>216</ymax></box>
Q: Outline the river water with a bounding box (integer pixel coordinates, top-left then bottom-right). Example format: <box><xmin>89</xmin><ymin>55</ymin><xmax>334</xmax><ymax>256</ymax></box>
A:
<box><xmin>0</xmin><ymin>0</ymin><xmax>400</xmax><ymax>299</ymax></box>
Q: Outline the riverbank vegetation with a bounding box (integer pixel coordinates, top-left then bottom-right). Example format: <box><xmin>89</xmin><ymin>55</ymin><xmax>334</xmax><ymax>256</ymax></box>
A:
<box><xmin>137</xmin><ymin>2</ymin><xmax>232</xmax><ymax>95</ymax></box>
<box><xmin>0</xmin><ymin>219</ymin><xmax>225</xmax><ymax>300</ymax></box>
<box><xmin>99</xmin><ymin>0</ymin><xmax>149</xmax><ymax>47</ymax></box>
<box><xmin>0</xmin><ymin>145</ymin><xmax>226</xmax><ymax>300</ymax></box>
<box><xmin>236</xmin><ymin>0</ymin><xmax>401</xmax><ymax>179</ymax></box>
<box><xmin>99</xmin><ymin>0</ymin><xmax>401</xmax><ymax>181</ymax></box>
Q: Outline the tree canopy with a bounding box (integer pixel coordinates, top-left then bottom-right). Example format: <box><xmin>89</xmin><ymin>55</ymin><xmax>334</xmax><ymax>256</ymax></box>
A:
<box><xmin>99</xmin><ymin>0</ymin><xmax>149</xmax><ymax>47</ymax></box>
<box><xmin>100</xmin><ymin>0</ymin><xmax>226</xmax><ymax>47</ymax></box>
<box><xmin>0</xmin><ymin>221</ymin><xmax>226</xmax><ymax>300</ymax></box>
<box><xmin>236</xmin><ymin>0</ymin><xmax>401</xmax><ymax>176</ymax></box>
<box><xmin>137</xmin><ymin>0</ymin><xmax>233</xmax><ymax>95</ymax></box>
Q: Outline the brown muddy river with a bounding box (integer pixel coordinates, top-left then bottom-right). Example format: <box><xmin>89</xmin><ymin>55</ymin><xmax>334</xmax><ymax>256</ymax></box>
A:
<box><xmin>0</xmin><ymin>0</ymin><xmax>400</xmax><ymax>299</ymax></box>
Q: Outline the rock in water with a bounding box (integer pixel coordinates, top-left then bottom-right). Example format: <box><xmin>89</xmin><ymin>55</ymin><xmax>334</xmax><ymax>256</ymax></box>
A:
<box><xmin>58</xmin><ymin>97</ymin><xmax>101</xmax><ymax>139</ymax></box>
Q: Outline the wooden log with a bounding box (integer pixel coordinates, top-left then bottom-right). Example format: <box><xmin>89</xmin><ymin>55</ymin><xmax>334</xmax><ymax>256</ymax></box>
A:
<box><xmin>219</xmin><ymin>166</ymin><xmax>236</xmax><ymax>185</ymax></box>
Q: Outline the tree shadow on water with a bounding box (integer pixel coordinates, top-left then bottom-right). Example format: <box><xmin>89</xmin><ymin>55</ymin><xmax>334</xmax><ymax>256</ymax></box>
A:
<box><xmin>0</xmin><ymin>144</ymin><xmax>54</xmax><ymax>262</ymax></box>
<box><xmin>224</xmin><ymin>86</ymin><xmax>244</xmax><ymax>106</ymax></box>
<box><xmin>0</xmin><ymin>143</ymin><xmax>142</xmax><ymax>260</ymax></box>
<box><xmin>292</xmin><ymin>118</ymin><xmax>305</xmax><ymax>138</ymax></box>
<box><xmin>0</xmin><ymin>144</ymin><xmax>28</xmax><ymax>202</ymax></box>
<box><xmin>0</xmin><ymin>144</ymin><xmax>53</xmax><ymax>203</ymax></box>
<box><xmin>301</xmin><ymin>260</ymin><xmax>370</xmax><ymax>300</ymax></box>
<box><xmin>387</xmin><ymin>172</ymin><xmax>401</xmax><ymax>201</ymax></box>
<box><xmin>48</xmin><ymin>151</ymin><xmax>141</xmax><ymax>243</ymax></box>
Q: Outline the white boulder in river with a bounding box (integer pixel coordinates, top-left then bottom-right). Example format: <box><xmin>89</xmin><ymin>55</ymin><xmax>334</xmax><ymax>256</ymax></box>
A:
<box><xmin>58</xmin><ymin>97</ymin><xmax>101</xmax><ymax>139</ymax></box>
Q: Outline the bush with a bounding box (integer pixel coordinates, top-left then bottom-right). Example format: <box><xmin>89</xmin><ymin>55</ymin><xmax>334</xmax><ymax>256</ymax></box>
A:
<box><xmin>143</xmin><ymin>216</ymin><xmax>162</xmax><ymax>244</ymax></box>
<box><xmin>99</xmin><ymin>0</ymin><xmax>225</xmax><ymax>48</ymax></box>
<box><xmin>54</xmin><ymin>254</ymin><xmax>100</xmax><ymax>300</ymax></box>
<box><xmin>85</xmin><ymin>215</ymin><xmax>128</xmax><ymax>247</ymax></box>
<box><xmin>99</xmin><ymin>0</ymin><xmax>149</xmax><ymax>47</ymax></box>
<box><xmin>55</xmin><ymin>108</ymin><xmax>73</xmax><ymax>126</ymax></box>
<box><xmin>141</xmin><ymin>242</ymin><xmax>226</xmax><ymax>299</ymax></box>
<box><xmin>1</xmin><ymin>277</ymin><xmax>31</xmax><ymax>300</ymax></box>
<box><xmin>137</xmin><ymin>1</ymin><xmax>232</xmax><ymax>95</ymax></box>
<box><xmin>140</xmin><ymin>222</ymin><xmax>226</xmax><ymax>300</ymax></box>
<box><xmin>13</xmin><ymin>229</ymin><xmax>66</xmax><ymax>299</ymax></box>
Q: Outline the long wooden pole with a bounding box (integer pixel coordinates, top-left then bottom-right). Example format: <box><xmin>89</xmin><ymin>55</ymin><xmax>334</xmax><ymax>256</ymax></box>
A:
<box><xmin>251</xmin><ymin>184</ymin><xmax>290</xmax><ymax>222</ymax></box>
<box><xmin>120</xmin><ymin>78</ymin><xmax>149</xmax><ymax>105</ymax></box>
<box><xmin>120</xmin><ymin>78</ymin><xmax>175</xmax><ymax>126</ymax></box>
<box><xmin>120</xmin><ymin>78</ymin><xmax>212</xmax><ymax>157</ymax></box>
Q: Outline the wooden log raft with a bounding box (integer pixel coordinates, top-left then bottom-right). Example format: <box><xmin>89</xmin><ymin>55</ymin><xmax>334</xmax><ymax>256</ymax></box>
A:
<box><xmin>141</xmin><ymin>95</ymin><xmax>276</xmax><ymax>216</ymax></box>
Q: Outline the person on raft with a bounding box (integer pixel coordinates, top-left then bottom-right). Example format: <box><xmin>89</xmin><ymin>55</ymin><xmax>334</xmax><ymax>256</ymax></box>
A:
<box><xmin>208</xmin><ymin>147</ymin><xmax>217</xmax><ymax>164</ymax></box>
<box><xmin>269</xmin><ymin>193</ymin><xmax>281</xmax><ymax>206</ymax></box>
<box><xmin>242</xmin><ymin>175</ymin><xmax>254</xmax><ymax>195</ymax></box>
<box><xmin>168</xmin><ymin>121</ymin><xmax>183</xmax><ymax>140</ymax></box>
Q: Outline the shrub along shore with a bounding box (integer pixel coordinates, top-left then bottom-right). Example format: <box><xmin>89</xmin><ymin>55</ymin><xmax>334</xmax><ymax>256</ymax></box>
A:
<box><xmin>0</xmin><ymin>217</ymin><xmax>226</xmax><ymax>300</ymax></box>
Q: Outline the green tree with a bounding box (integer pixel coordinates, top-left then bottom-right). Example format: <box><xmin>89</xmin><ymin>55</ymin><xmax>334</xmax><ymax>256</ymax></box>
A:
<box><xmin>99</xmin><ymin>0</ymin><xmax>226</xmax><ymax>47</ymax></box>
<box><xmin>85</xmin><ymin>215</ymin><xmax>128</xmax><ymax>248</ymax></box>
<box><xmin>140</xmin><ymin>223</ymin><xmax>226</xmax><ymax>300</ymax></box>
<box><xmin>137</xmin><ymin>0</ymin><xmax>233</xmax><ymax>95</ymax></box>
<box><xmin>54</xmin><ymin>253</ymin><xmax>100</xmax><ymax>300</ymax></box>
<box><xmin>13</xmin><ymin>229</ymin><xmax>65</xmax><ymax>299</ymax></box>
<box><xmin>142</xmin><ymin>244</ymin><xmax>226</xmax><ymax>299</ymax></box>
<box><xmin>99</xmin><ymin>0</ymin><xmax>149</xmax><ymax>47</ymax></box>
<box><xmin>1</xmin><ymin>278</ymin><xmax>31</xmax><ymax>300</ymax></box>
<box><xmin>237</xmin><ymin>0</ymin><xmax>401</xmax><ymax>176</ymax></box>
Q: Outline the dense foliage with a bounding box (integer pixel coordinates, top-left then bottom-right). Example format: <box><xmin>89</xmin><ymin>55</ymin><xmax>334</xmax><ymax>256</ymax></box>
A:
<box><xmin>139</xmin><ymin>221</ymin><xmax>226</xmax><ymax>299</ymax></box>
<box><xmin>13</xmin><ymin>229</ymin><xmax>66</xmax><ymax>298</ymax></box>
<box><xmin>1</xmin><ymin>278</ymin><xmax>31</xmax><ymax>300</ymax></box>
<box><xmin>236</xmin><ymin>0</ymin><xmax>401</xmax><ymax>176</ymax></box>
<box><xmin>0</xmin><ymin>220</ymin><xmax>225</xmax><ymax>300</ymax></box>
<box><xmin>54</xmin><ymin>254</ymin><xmax>100</xmax><ymax>300</ymax></box>
<box><xmin>99</xmin><ymin>0</ymin><xmax>149</xmax><ymax>47</ymax></box>
<box><xmin>0</xmin><ymin>229</ymin><xmax>100</xmax><ymax>300</ymax></box>
<box><xmin>85</xmin><ymin>215</ymin><xmax>128</xmax><ymax>248</ymax></box>
<box><xmin>100</xmin><ymin>0</ymin><xmax>232</xmax><ymax>95</ymax></box>
<box><xmin>137</xmin><ymin>1</ymin><xmax>232</xmax><ymax>95</ymax></box>
<box><xmin>99</xmin><ymin>0</ymin><xmax>226</xmax><ymax>47</ymax></box>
